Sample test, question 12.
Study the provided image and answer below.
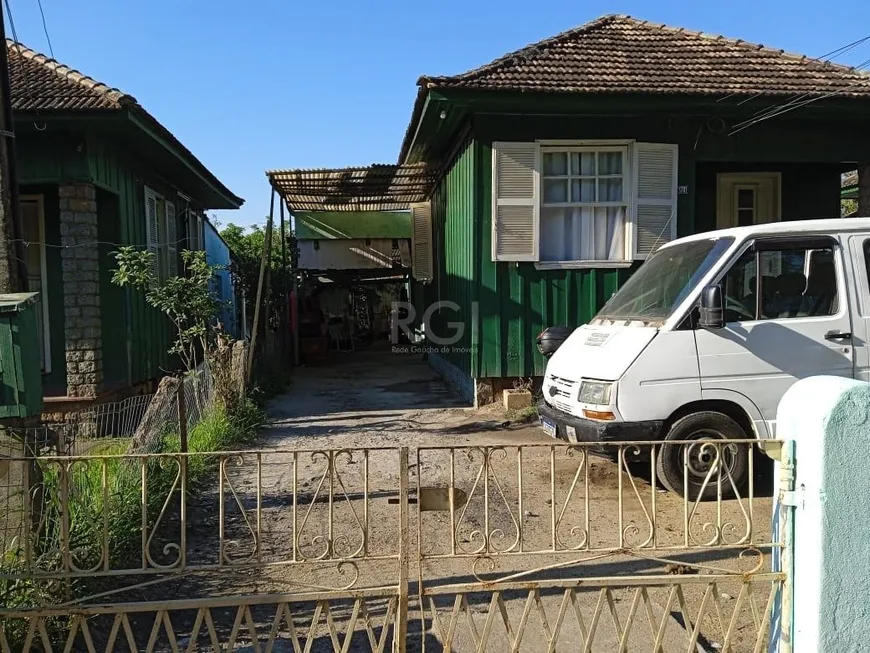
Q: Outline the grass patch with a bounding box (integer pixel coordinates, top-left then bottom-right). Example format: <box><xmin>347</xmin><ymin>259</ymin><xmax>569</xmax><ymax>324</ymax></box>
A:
<box><xmin>0</xmin><ymin>398</ymin><xmax>266</xmax><ymax>648</ymax></box>
<box><xmin>506</xmin><ymin>405</ymin><xmax>539</xmax><ymax>424</ymax></box>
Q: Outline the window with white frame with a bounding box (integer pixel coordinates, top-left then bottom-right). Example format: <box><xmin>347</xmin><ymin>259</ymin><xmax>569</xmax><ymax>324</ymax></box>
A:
<box><xmin>491</xmin><ymin>140</ymin><xmax>678</xmax><ymax>266</ymax></box>
<box><xmin>540</xmin><ymin>147</ymin><xmax>628</xmax><ymax>262</ymax></box>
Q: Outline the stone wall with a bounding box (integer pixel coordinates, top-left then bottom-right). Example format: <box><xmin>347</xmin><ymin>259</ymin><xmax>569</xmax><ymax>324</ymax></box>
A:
<box><xmin>59</xmin><ymin>183</ymin><xmax>102</xmax><ymax>398</ymax></box>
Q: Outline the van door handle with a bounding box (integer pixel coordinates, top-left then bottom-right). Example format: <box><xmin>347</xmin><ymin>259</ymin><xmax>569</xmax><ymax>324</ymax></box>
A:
<box><xmin>825</xmin><ymin>330</ymin><xmax>852</xmax><ymax>341</ymax></box>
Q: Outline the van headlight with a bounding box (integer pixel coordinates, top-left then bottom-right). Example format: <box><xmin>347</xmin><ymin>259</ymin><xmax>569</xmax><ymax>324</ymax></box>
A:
<box><xmin>578</xmin><ymin>380</ymin><xmax>614</xmax><ymax>405</ymax></box>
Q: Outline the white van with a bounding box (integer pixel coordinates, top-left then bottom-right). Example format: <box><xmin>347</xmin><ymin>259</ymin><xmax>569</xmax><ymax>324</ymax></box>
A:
<box><xmin>539</xmin><ymin>218</ymin><xmax>870</xmax><ymax>498</ymax></box>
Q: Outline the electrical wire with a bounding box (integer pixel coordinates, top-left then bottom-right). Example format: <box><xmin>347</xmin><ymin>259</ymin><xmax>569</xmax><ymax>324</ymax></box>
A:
<box><xmin>717</xmin><ymin>34</ymin><xmax>870</xmax><ymax>105</ymax></box>
<box><xmin>728</xmin><ymin>56</ymin><xmax>870</xmax><ymax>135</ymax></box>
<box><xmin>11</xmin><ymin>236</ymin><xmax>198</xmax><ymax>249</ymax></box>
<box><xmin>734</xmin><ymin>53</ymin><xmax>870</xmax><ymax>127</ymax></box>
<box><xmin>35</xmin><ymin>0</ymin><xmax>54</xmax><ymax>58</ymax></box>
<box><xmin>2</xmin><ymin>0</ymin><xmax>18</xmax><ymax>45</ymax></box>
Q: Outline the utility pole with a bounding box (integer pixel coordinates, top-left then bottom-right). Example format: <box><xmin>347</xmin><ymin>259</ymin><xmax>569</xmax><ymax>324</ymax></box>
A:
<box><xmin>0</xmin><ymin>15</ymin><xmax>26</xmax><ymax>293</ymax></box>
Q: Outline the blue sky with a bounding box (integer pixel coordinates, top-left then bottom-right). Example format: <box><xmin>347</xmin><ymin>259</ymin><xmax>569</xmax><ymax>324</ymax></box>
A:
<box><xmin>6</xmin><ymin>0</ymin><xmax>870</xmax><ymax>227</ymax></box>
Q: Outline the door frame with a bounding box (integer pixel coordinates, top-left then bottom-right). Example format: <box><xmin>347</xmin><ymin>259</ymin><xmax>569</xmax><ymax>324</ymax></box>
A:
<box><xmin>21</xmin><ymin>194</ymin><xmax>51</xmax><ymax>373</ymax></box>
<box><xmin>716</xmin><ymin>172</ymin><xmax>782</xmax><ymax>229</ymax></box>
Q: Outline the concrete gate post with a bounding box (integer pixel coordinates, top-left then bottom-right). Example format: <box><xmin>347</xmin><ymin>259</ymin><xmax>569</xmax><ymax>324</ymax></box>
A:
<box><xmin>774</xmin><ymin>375</ymin><xmax>870</xmax><ymax>652</ymax></box>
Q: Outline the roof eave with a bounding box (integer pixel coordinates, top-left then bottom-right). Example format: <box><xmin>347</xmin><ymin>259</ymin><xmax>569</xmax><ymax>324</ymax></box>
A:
<box><xmin>126</xmin><ymin>108</ymin><xmax>244</xmax><ymax>210</ymax></box>
<box><xmin>398</xmin><ymin>83</ymin><xmax>430</xmax><ymax>164</ymax></box>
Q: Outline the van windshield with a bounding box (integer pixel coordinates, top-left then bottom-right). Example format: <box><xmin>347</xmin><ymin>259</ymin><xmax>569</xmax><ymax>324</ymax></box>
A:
<box><xmin>596</xmin><ymin>237</ymin><xmax>734</xmax><ymax>323</ymax></box>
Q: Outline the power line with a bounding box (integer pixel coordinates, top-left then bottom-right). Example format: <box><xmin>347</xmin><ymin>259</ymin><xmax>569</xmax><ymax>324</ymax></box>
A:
<box><xmin>728</xmin><ymin>56</ymin><xmax>870</xmax><ymax>136</ymax></box>
<box><xmin>35</xmin><ymin>0</ymin><xmax>54</xmax><ymax>58</ymax></box>
<box><xmin>736</xmin><ymin>51</ymin><xmax>870</xmax><ymax>126</ymax></box>
<box><xmin>11</xmin><ymin>236</ymin><xmax>202</xmax><ymax>249</ymax></box>
<box><xmin>2</xmin><ymin>0</ymin><xmax>17</xmax><ymax>44</ymax></box>
<box><xmin>717</xmin><ymin>34</ymin><xmax>870</xmax><ymax>105</ymax></box>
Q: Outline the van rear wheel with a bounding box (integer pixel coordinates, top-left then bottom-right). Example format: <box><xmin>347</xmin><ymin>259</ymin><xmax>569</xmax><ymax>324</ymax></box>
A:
<box><xmin>655</xmin><ymin>411</ymin><xmax>750</xmax><ymax>501</ymax></box>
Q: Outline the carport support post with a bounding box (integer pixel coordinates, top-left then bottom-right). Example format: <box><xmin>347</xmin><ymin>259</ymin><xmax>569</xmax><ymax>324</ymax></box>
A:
<box><xmin>279</xmin><ymin>198</ymin><xmax>289</xmax><ymax>362</ymax></box>
<box><xmin>395</xmin><ymin>447</ymin><xmax>409</xmax><ymax>653</ymax></box>
<box><xmin>247</xmin><ymin>193</ymin><xmax>274</xmax><ymax>381</ymax></box>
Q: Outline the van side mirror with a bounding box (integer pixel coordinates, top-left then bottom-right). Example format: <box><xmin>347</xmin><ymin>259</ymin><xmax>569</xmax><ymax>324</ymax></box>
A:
<box><xmin>699</xmin><ymin>285</ymin><xmax>725</xmax><ymax>329</ymax></box>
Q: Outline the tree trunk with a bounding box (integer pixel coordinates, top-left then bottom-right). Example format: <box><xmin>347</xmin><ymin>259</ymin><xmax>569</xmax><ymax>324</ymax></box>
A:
<box><xmin>129</xmin><ymin>376</ymin><xmax>180</xmax><ymax>454</ymax></box>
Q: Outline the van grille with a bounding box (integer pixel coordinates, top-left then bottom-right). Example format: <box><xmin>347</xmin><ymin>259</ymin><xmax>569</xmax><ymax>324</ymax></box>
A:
<box><xmin>548</xmin><ymin>374</ymin><xmax>578</xmax><ymax>414</ymax></box>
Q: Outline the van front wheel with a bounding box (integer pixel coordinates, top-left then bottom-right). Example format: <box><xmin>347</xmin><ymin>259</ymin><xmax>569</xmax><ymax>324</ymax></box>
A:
<box><xmin>655</xmin><ymin>412</ymin><xmax>750</xmax><ymax>501</ymax></box>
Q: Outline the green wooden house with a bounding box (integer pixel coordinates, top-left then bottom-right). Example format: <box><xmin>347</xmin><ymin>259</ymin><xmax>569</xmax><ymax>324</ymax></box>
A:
<box><xmin>8</xmin><ymin>41</ymin><xmax>243</xmax><ymax>407</ymax></box>
<box><xmin>397</xmin><ymin>14</ymin><xmax>870</xmax><ymax>403</ymax></box>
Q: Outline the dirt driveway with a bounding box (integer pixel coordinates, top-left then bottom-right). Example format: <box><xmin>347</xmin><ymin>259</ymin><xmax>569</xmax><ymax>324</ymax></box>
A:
<box><xmin>204</xmin><ymin>348</ymin><xmax>776</xmax><ymax>652</ymax></box>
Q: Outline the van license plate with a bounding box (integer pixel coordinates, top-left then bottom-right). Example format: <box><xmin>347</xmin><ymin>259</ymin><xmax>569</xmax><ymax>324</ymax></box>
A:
<box><xmin>541</xmin><ymin>418</ymin><xmax>557</xmax><ymax>438</ymax></box>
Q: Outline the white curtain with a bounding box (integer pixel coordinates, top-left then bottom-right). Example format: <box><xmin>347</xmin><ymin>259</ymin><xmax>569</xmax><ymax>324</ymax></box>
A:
<box><xmin>541</xmin><ymin>206</ymin><xmax>625</xmax><ymax>262</ymax></box>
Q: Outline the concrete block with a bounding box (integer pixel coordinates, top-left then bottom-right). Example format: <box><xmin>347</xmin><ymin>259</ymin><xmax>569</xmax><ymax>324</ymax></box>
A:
<box><xmin>503</xmin><ymin>389</ymin><xmax>532</xmax><ymax>411</ymax></box>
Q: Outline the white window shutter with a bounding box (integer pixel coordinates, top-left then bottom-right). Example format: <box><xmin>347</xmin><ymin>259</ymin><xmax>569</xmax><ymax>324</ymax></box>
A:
<box><xmin>633</xmin><ymin>143</ymin><xmax>678</xmax><ymax>259</ymax></box>
<box><xmin>411</xmin><ymin>201</ymin><xmax>433</xmax><ymax>281</ymax></box>
<box><xmin>166</xmin><ymin>201</ymin><xmax>178</xmax><ymax>277</ymax></box>
<box><xmin>492</xmin><ymin>142</ymin><xmax>540</xmax><ymax>262</ymax></box>
<box><xmin>144</xmin><ymin>187</ymin><xmax>159</xmax><ymax>280</ymax></box>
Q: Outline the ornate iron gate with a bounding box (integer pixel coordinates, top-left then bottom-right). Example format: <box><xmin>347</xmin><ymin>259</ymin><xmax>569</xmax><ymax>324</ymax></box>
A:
<box><xmin>0</xmin><ymin>441</ymin><xmax>787</xmax><ymax>652</ymax></box>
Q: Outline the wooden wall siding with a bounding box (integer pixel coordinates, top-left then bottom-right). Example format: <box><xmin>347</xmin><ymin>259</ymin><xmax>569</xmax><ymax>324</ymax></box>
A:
<box><xmin>96</xmin><ymin>188</ymin><xmax>129</xmax><ymax>388</ymax></box>
<box><xmin>86</xmin><ymin>134</ymin><xmax>183</xmax><ymax>382</ymax></box>
<box><xmin>458</xmin><ymin>114</ymin><xmax>854</xmax><ymax>380</ymax></box>
<box><xmin>694</xmin><ymin>162</ymin><xmax>842</xmax><ymax>232</ymax></box>
<box><xmin>475</xmin><ymin>137</ymin><xmax>632</xmax><ymax>378</ymax></box>
<box><xmin>16</xmin><ymin>132</ymin><xmax>89</xmax><ymax>184</ymax></box>
<box><xmin>427</xmin><ymin>134</ymin><xmax>478</xmax><ymax>376</ymax></box>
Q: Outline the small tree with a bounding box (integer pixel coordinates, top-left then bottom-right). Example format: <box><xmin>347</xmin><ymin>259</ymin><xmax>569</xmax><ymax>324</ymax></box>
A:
<box><xmin>220</xmin><ymin>221</ymin><xmax>289</xmax><ymax>330</ymax></box>
<box><xmin>112</xmin><ymin>247</ymin><xmax>222</xmax><ymax>373</ymax></box>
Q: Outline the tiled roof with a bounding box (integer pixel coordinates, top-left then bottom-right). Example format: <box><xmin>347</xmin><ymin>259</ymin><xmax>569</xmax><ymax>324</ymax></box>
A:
<box><xmin>7</xmin><ymin>40</ymin><xmax>135</xmax><ymax>111</ymax></box>
<box><xmin>5</xmin><ymin>40</ymin><xmax>243</xmax><ymax>208</ymax></box>
<box><xmin>420</xmin><ymin>15</ymin><xmax>870</xmax><ymax>97</ymax></box>
<box><xmin>267</xmin><ymin>164</ymin><xmax>435</xmax><ymax>212</ymax></box>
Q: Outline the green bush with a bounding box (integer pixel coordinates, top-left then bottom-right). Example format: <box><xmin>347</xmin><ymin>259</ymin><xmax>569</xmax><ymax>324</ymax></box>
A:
<box><xmin>0</xmin><ymin>398</ymin><xmax>266</xmax><ymax>648</ymax></box>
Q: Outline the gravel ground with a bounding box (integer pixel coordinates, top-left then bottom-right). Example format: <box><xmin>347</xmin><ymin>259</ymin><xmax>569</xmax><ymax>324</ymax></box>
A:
<box><xmin>190</xmin><ymin>347</ymin><xmax>775</xmax><ymax>652</ymax></box>
<box><xmin>113</xmin><ymin>346</ymin><xmax>776</xmax><ymax>652</ymax></box>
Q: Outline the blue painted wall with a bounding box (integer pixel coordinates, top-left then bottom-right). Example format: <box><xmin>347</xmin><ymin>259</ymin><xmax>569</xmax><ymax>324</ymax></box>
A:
<box><xmin>203</xmin><ymin>220</ymin><xmax>238</xmax><ymax>338</ymax></box>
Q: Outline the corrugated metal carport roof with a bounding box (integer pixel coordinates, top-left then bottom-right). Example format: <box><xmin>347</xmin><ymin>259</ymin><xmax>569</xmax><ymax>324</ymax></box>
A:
<box><xmin>267</xmin><ymin>163</ymin><xmax>435</xmax><ymax>212</ymax></box>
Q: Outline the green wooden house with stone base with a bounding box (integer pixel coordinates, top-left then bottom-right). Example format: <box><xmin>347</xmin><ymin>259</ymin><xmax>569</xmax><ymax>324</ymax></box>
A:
<box><xmin>398</xmin><ymin>14</ymin><xmax>870</xmax><ymax>404</ymax></box>
<box><xmin>7</xmin><ymin>41</ymin><xmax>243</xmax><ymax>414</ymax></box>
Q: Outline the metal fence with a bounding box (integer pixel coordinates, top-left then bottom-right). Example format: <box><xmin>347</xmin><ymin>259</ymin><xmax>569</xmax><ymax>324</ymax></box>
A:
<box><xmin>0</xmin><ymin>364</ymin><xmax>216</xmax><ymax>571</ymax></box>
<box><xmin>0</xmin><ymin>440</ymin><xmax>787</xmax><ymax>652</ymax></box>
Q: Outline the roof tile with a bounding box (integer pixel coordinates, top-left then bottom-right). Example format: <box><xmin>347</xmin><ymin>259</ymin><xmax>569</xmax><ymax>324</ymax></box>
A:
<box><xmin>7</xmin><ymin>40</ymin><xmax>135</xmax><ymax>112</ymax></box>
<box><xmin>422</xmin><ymin>15</ymin><xmax>870</xmax><ymax>97</ymax></box>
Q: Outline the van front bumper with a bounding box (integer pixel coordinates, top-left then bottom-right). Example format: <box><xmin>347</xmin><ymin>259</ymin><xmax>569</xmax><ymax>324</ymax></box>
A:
<box><xmin>537</xmin><ymin>400</ymin><xmax>663</xmax><ymax>447</ymax></box>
